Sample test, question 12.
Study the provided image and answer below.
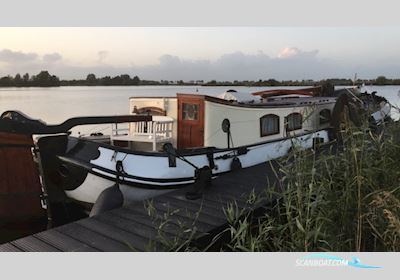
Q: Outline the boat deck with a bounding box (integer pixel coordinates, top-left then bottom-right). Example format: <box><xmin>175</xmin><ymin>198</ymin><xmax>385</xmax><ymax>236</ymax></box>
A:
<box><xmin>0</xmin><ymin>161</ymin><xmax>278</xmax><ymax>252</ymax></box>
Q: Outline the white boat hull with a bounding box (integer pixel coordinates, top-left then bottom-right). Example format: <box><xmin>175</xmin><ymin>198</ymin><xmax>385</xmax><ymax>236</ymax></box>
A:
<box><xmin>64</xmin><ymin>129</ymin><xmax>330</xmax><ymax>204</ymax></box>
<box><xmin>66</xmin><ymin>173</ymin><xmax>174</xmax><ymax>203</ymax></box>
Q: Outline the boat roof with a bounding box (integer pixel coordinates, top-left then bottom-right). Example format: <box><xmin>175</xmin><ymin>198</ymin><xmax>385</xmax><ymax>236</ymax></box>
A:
<box><xmin>183</xmin><ymin>93</ymin><xmax>336</xmax><ymax>108</ymax></box>
<box><xmin>251</xmin><ymin>86</ymin><xmax>322</xmax><ymax>98</ymax></box>
<box><xmin>129</xmin><ymin>92</ymin><xmax>336</xmax><ymax>108</ymax></box>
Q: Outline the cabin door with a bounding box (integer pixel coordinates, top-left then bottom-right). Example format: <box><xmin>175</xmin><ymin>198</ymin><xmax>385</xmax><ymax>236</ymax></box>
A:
<box><xmin>177</xmin><ymin>95</ymin><xmax>205</xmax><ymax>149</ymax></box>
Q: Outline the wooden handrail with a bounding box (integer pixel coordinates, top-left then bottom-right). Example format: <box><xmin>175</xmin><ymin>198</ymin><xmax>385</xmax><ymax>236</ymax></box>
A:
<box><xmin>0</xmin><ymin>110</ymin><xmax>152</xmax><ymax>135</ymax></box>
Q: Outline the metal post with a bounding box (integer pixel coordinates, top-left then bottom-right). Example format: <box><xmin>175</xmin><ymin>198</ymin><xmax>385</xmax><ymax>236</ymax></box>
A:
<box><xmin>152</xmin><ymin>121</ymin><xmax>157</xmax><ymax>151</ymax></box>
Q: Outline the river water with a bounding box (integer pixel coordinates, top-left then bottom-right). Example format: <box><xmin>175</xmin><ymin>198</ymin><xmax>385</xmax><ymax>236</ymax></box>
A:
<box><xmin>0</xmin><ymin>85</ymin><xmax>399</xmax><ymax>135</ymax></box>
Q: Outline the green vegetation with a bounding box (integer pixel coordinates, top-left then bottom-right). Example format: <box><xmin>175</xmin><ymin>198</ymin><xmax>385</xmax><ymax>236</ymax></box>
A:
<box><xmin>1</xmin><ymin>71</ymin><xmax>400</xmax><ymax>87</ymax></box>
<box><xmin>65</xmin><ymin>73</ymin><xmax>142</xmax><ymax>86</ymax></box>
<box><xmin>144</xmin><ymin>120</ymin><xmax>400</xmax><ymax>252</ymax></box>
<box><xmin>219</xmin><ymin>125</ymin><xmax>400</xmax><ymax>252</ymax></box>
<box><xmin>375</xmin><ymin>75</ymin><xmax>390</xmax><ymax>86</ymax></box>
<box><xmin>204</xmin><ymin>76</ymin><xmax>400</xmax><ymax>87</ymax></box>
<box><xmin>0</xmin><ymin>71</ymin><xmax>60</xmax><ymax>87</ymax></box>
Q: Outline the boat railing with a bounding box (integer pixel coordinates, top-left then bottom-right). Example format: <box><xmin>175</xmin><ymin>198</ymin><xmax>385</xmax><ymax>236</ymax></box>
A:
<box><xmin>111</xmin><ymin>124</ymin><xmax>130</xmax><ymax>136</ymax></box>
<box><xmin>111</xmin><ymin>116</ymin><xmax>174</xmax><ymax>151</ymax></box>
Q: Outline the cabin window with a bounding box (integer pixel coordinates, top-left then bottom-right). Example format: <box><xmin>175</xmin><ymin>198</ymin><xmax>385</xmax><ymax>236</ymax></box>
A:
<box><xmin>286</xmin><ymin>113</ymin><xmax>302</xmax><ymax>131</ymax></box>
<box><xmin>319</xmin><ymin>109</ymin><xmax>331</xmax><ymax>125</ymax></box>
<box><xmin>260</xmin><ymin>114</ymin><xmax>280</xmax><ymax>137</ymax></box>
<box><xmin>182</xmin><ymin>103</ymin><xmax>199</xmax><ymax>120</ymax></box>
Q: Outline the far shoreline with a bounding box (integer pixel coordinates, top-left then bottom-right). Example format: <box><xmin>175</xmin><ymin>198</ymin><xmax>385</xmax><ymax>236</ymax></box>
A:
<box><xmin>0</xmin><ymin>84</ymin><xmax>398</xmax><ymax>90</ymax></box>
<box><xmin>1</xmin><ymin>71</ymin><xmax>399</xmax><ymax>88</ymax></box>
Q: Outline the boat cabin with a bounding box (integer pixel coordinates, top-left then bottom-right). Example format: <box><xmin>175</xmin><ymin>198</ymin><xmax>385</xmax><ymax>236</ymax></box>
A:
<box><xmin>110</xmin><ymin>93</ymin><xmax>336</xmax><ymax>151</ymax></box>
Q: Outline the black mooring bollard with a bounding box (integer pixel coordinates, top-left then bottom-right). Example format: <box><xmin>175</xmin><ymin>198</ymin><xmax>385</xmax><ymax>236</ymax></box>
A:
<box><xmin>185</xmin><ymin>166</ymin><xmax>212</xmax><ymax>200</ymax></box>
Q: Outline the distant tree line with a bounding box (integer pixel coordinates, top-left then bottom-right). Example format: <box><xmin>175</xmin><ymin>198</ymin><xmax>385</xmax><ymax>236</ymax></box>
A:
<box><xmin>0</xmin><ymin>71</ymin><xmax>60</xmax><ymax>87</ymax></box>
<box><xmin>1</xmin><ymin>71</ymin><xmax>400</xmax><ymax>88</ymax></box>
<box><xmin>63</xmin><ymin>74</ymin><xmax>141</xmax><ymax>86</ymax></box>
<box><xmin>203</xmin><ymin>76</ymin><xmax>400</xmax><ymax>87</ymax></box>
<box><xmin>61</xmin><ymin>74</ymin><xmax>188</xmax><ymax>86</ymax></box>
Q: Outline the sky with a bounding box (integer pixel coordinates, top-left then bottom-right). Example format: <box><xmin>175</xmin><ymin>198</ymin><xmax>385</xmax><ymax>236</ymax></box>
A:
<box><xmin>0</xmin><ymin>27</ymin><xmax>399</xmax><ymax>81</ymax></box>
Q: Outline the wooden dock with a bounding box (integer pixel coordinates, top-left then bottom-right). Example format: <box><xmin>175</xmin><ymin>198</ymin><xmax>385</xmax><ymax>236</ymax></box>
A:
<box><xmin>0</xmin><ymin>161</ymin><xmax>278</xmax><ymax>252</ymax></box>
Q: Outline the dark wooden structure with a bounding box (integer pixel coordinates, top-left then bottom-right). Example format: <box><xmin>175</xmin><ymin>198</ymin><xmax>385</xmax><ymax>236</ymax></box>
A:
<box><xmin>0</xmin><ymin>132</ymin><xmax>47</xmax><ymax>243</ymax></box>
<box><xmin>0</xmin><ymin>162</ymin><xmax>277</xmax><ymax>252</ymax></box>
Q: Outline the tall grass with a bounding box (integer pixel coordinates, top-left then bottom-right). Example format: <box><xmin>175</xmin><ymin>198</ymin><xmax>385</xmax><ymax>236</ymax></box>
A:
<box><xmin>141</xmin><ymin>200</ymin><xmax>202</xmax><ymax>251</ymax></box>
<box><xmin>218</xmin><ymin>120</ymin><xmax>400</xmax><ymax>252</ymax></box>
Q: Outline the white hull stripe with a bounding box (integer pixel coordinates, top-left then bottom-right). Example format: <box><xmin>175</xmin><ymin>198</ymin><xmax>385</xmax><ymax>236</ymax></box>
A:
<box><xmin>60</xmin><ymin>130</ymin><xmax>330</xmax><ymax>189</ymax></box>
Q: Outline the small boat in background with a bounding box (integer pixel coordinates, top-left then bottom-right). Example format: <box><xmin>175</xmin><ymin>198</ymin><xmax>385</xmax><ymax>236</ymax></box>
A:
<box><xmin>217</xmin><ymin>89</ymin><xmax>238</xmax><ymax>101</ymax></box>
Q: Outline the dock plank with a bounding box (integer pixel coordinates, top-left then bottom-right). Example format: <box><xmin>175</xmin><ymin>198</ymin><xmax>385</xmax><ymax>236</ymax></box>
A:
<box><xmin>109</xmin><ymin>207</ymin><xmax>188</xmax><ymax>237</ymax></box>
<box><xmin>157</xmin><ymin>194</ymin><xmax>225</xmax><ymax>222</ymax></box>
<box><xmin>34</xmin><ymin>229</ymin><xmax>99</xmax><ymax>252</ymax></box>
<box><xmin>125</xmin><ymin>201</ymin><xmax>217</xmax><ymax>233</ymax></box>
<box><xmin>164</xmin><ymin>192</ymin><xmax>229</xmax><ymax>211</ymax></box>
<box><xmin>152</xmin><ymin>200</ymin><xmax>224</xmax><ymax>226</ymax></box>
<box><xmin>0</xmin><ymin>162</ymin><xmax>276</xmax><ymax>252</ymax></box>
<box><xmin>54</xmin><ymin>223</ymin><xmax>131</xmax><ymax>252</ymax></box>
<box><xmin>11</xmin><ymin>236</ymin><xmax>60</xmax><ymax>252</ymax></box>
<box><xmin>76</xmin><ymin>218</ymin><xmax>153</xmax><ymax>252</ymax></box>
<box><xmin>155</xmin><ymin>196</ymin><xmax>227</xmax><ymax>223</ymax></box>
<box><xmin>0</xmin><ymin>242</ymin><xmax>23</xmax><ymax>252</ymax></box>
<box><xmin>93</xmin><ymin>211</ymin><xmax>170</xmax><ymax>250</ymax></box>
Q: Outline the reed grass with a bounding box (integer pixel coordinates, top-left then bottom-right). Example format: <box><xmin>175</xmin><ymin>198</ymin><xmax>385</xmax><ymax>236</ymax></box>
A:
<box><xmin>141</xmin><ymin>200</ymin><xmax>201</xmax><ymax>251</ymax></box>
<box><xmin>216</xmin><ymin>120</ymin><xmax>400</xmax><ymax>252</ymax></box>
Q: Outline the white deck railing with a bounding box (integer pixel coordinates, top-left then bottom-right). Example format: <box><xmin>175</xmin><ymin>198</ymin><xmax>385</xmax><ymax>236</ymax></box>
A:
<box><xmin>111</xmin><ymin>116</ymin><xmax>174</xmax><ymax>151</ymax></box>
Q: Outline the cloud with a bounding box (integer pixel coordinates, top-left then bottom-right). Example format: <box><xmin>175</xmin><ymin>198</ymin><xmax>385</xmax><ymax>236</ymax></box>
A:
<box><xmin>135</xmin><ymin>50</ymin><xmax>323</xmax><ymax>81</ymax></box>
<box><xmin>43</xmin><ymin>52</ymin><xmax>62</xmax><ymax>63</ymax></box>
<box><xmin>278</xmin><ymin>47</ymin><xmax>300</xmax><ymax>58</ymax></box>
<box><xmin>0</xmin><ymin>49</ymin><xmax>64</xmax><ymax>76</ymax></box>
<box><xmin>0</xmin><ymin>49</ymin><xmax>38</xmax><ymax>63</ymax></box>
<box><xmin>0</xmin><ymin>47</ymin><xmax>398</xmax><ymax>80</ymax></box>
<box><xmin>216</xmin><ymin>51</ymin><xmax>270</xmax><ymax>68</ymax></box>
<box><xmin>0</xmin><ymin>48</ymin><xmax>343</xmax><ymax>80</ymax></box>
<box><xmin>278</xmin><ymin>47</ymin><xmax>319</xmax><ymax>59</ymax></box>
<box><xmin>158</xmin><ymin>54</ymin><xmax>181</xmax><ymax>66</ymax></box>
<box><xmin>97</xmin><ymin>51</ymin><xmax>109</xmax><ymax>63</ymax></box>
